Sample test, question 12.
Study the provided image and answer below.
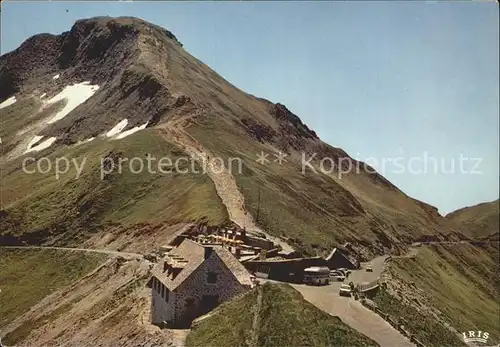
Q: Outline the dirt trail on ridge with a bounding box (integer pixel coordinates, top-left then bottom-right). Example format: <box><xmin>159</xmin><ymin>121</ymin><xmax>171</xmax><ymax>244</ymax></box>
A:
<box><xmin>158</xmin><ymin>113</ymin><xmax>294</xmax><ymax>253</ymax></box>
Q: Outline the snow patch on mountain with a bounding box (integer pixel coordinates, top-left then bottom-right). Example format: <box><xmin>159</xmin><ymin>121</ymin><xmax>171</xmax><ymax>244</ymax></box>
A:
<box><xmin>25</xmin><ymin>137</ymin><xmax>57</xmax><ymax>153</ymax></box>
<box><xmin>116</xmin><ymin>122</ymin><xmax>149</xmax><ymax>139</ymax></box>
<box><xmin>26</xmin><ymin>135</ymin><xmax>44</xmax><ymax>151</ymax></box>
<box><xmin>53</xmin><ymin>74</ymin><xmax>60</xmax><ymax>80</ymax></box>
<box><xmin>0</xmin><ymin>96</ymin><xmax>17</xmax><ymax>109</ymax></box>
<box><xmin>75</xmin><ymin>137</ymin><xmax>96</xmax><ymax>147</ymax></box>
<box><xmin>46</xmin><ymin>82</ymin><xmax>100</xmax><ymax>124</ymax></box>
<box><xmin>106</xmin><ymin>119</ymin><xmax>128</xmax><ymax>137</ymax></box>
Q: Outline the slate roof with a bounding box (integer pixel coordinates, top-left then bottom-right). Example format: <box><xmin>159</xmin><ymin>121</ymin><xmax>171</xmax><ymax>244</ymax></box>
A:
<box><xmin>151</xmin><ymin>239</ymin><xmax>252</xmax><ymax>290</ymax></box>
<box><xmin>213</xmin><ymin>247</ymin><xmax>253</xmax><ymax>286</ymax></box>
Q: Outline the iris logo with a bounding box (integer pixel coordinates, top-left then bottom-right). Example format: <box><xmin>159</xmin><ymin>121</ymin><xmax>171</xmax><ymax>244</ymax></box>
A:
<box><xmin>462</xmin><ymin>330</ymin><xmax>490</xmax><ymax>344</ymax></box>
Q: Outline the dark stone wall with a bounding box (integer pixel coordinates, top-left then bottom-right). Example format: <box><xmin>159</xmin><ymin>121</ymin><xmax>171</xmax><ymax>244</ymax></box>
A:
<box><xmin>244</xmin><ymin>257</ymin><xmax>326</xmax><ymax>283</ymax></box>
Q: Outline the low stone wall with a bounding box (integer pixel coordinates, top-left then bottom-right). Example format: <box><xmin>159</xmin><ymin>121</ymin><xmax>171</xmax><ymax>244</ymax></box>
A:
<box><xmin>245</xmin><ymin>236</ymin><xmax>275</xmax><ymax>250</ymax></box>
<box><xmin>266</xmin><ymin>248</ymin><xmax>280</xmax><ymax>258</ymax></box>
<box><xmin>357</xmin><ymin>279</ymin><xmax>379</xmax><ymax>293</ymax></box>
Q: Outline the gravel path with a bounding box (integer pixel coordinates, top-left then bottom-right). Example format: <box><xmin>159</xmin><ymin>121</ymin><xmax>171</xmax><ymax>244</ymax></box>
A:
<box><xmin>159</xmin><ymin>116</ymin><xmax>295</xmax><ymax>254</ymax></box>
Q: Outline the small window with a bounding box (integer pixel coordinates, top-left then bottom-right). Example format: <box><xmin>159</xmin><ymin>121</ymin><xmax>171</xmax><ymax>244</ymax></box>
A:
<box><xmin>161</xmin><ymin>284</ymin><xmax>165</xmax><ymax>298</ymax></box>
<box><xmin>207</xmin><ymin>272</ymin><xmax>217</xmax><ymax>284</ymax></box>
<box><xmin>165</xmin><ymin>288</ymin><xmax>169</xmax><ymax>302</ymax></box>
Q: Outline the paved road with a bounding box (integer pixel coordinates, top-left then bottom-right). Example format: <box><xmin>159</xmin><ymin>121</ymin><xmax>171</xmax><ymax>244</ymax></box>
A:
<box><xmin>294</xmin><ymin>284</ymin><xmax>414</xmax><ymax>347</ymax></box>
<box><xmin>261</xmin><ymin>255</ymin><xmax>415</xmax><ymax>347</ymax></box>
<box><xmin>412</xmin><ymin>240</ymin><xmax>497</xmax><ymax>246</ymax></box>
<box><xmin>319</xmin><ymin>254</ymin><xmax>387</xmax><ymax>293</ymax></box>
<box><xmin>287</xmin><ymin>242</ymin><xmax>492</xmax><ymax>346</ymax></box>
<box><xmin>0</xmin><ymin>245</ymin><xmax>143</xmax><ymax>260</ymax></box>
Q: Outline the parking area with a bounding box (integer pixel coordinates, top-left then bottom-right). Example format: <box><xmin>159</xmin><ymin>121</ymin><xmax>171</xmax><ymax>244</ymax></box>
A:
<box><xmin>259</xmin><ymin>254</ymin><xmax>414</xmax><ymax>347</ymax></box>
<box><xmin>292</xmin><ymin>283</ymin><xmax>414</xmax><ymax>347</ymax></box>
<box><xmin>301</xmin><ymin>254</ymin><xmax>388</xmax><ymax>292</ymax></box>
<box><xmin>261</xmin><ymin>255</ymin><xmax>388</xmax><ymax>296</ymax></box>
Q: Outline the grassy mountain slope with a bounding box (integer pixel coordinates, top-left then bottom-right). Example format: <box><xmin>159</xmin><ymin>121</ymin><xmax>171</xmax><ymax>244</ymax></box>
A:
<box><xmin>1</xmin><ymin>129</ymin><xmax>228</xmax><ymax>246</ymax></box>
<box><xmin>127</xmin><ymin>16</ymin><xmax>461</xmax><ymax>255</ymax></box>
<box><xmin>446</xmin><ymin>199</ymin><xmax>499</xmax><ymax>239</ymax></box>
<box><xmin>0</xmin><ymin>15</ymin><xmax>495</xmax><ymax>347</ymax></box>
<box><xmin>188</xmin><ymin>119</ymin><xmax>455</xmax><ymax>256</ymax></box>
<box><xmin>0</xmin><ymin>250</ymin><xmax>166</xmax><ymax>347</ymax></box>
<box><xmin>377</xmin><ymin>242</ymin><xmax>499</xmax><ymax>346</ymax></box>
<box><xmin>186</xmin><ymin>282</ymin><xmax>379</xmax><ymax>347</ymax></box>
<box><xmin>0</xmin><ymin>16</ymin><xmax>462</xmax><ymax>257</ymax></box>
<box><xmin>0</xmin><ymin>248</ymin><xmax>106</xmax><ymax>344</ymax></box>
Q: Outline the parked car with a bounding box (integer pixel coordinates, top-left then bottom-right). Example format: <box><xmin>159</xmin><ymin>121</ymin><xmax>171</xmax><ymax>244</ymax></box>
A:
<box><xmin>337</xmin><ymin>268</ymin><xmax>351</xmax><ymax>277</ymax></box>
<box><xmin>339</xmin><ymin>284</ymin><xmax>352</xmax><ymax>297</ymax></box>
<box><xmin>330</xmin><ymin>271</ymin><xmax>346</xmax><ymax>281</ymax></box>
<box><xmin>332</xmin><ymin>269</ymin><xmax>344</xmax><ymax>277</ymax></box>
<box><xmin>365</xmin><ymin>264</ymin><xmax>373</xmax><ymax>272</ymax></box>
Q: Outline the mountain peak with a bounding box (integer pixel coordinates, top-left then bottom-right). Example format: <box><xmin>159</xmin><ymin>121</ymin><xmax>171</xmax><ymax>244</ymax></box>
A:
<box><xmin>1</xmin><ymin>16</ymin><xmax>460</xmax><ymax>258</ymax></box>
<box><xmin>0</xmin><ymin>16</ymin><xmax>183</xmax><ymax>101</ymax></box>
<box><xmin>57</xmin><ymin>16</ymin><xmax>182</xmax><ymax>70</ymax></box>
<box><xmin>70</xmin><ymin>16</ymin><xmax>183</xmax><ymax>47</ymax></box>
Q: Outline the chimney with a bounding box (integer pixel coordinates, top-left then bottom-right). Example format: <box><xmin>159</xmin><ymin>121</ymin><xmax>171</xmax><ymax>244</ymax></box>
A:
<box><xmin>235</xmin><ymin>247</ymin><xmax>241</xmax><ymax>258</ymax></box>
<box><xmin>204</xmin><ymin>246</ymin><xmax>213</xmax><ymax>260</ymax></box>
<box><xmin>259</xmin><ymin>248</ymin><xmax>267</xmax><ymax>260</ymax></box>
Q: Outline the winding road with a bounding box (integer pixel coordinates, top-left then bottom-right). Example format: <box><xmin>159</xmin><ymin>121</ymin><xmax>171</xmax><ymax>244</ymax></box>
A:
<box><xmin>4</xmin><ymin>237</ymin><xmax>490</xmax><ymax>346</ymax></box>
<box><xmin>261</xmin><ymin>255</ymin><xmax>415</xmax><ymax>347</ymax></box>
<box><xmin>269</xmin><ymin>240</ymin><xmax>494</xmax><ymax>346</ymax></box>
<box><xmin>298</xmin><ymin>256</ymin><xmax>415</xmax><ymax>347</ymax></box>
<box><xmin>296</xmin><ymin>284</ymin><xmax>414</xmax><ymax>347</ymax></box>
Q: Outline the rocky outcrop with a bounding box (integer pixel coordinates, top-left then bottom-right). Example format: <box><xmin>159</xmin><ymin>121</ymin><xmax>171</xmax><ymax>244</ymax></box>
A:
<box><xmin>270</xmin><ymin>103</ymin><xmax>318</xmax><ymax>140</ymax></box>
<box><xmin>0</xmin><ymin>16</ymin><xmax>190</xmax><ymax>146</ymax></box>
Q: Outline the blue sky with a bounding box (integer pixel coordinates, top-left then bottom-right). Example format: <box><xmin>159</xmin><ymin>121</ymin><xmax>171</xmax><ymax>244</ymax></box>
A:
<box><xmin>1</xmin><ymin>1</ymin><xmax>498</xmax><ymax>214</ymax></box>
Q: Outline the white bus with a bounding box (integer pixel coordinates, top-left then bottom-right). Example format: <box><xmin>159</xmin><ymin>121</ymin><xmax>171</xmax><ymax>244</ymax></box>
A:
<box><xmin>303</xmin><ymin>266</ymin><xmax>330</xmax><ymax>285</ymax></box>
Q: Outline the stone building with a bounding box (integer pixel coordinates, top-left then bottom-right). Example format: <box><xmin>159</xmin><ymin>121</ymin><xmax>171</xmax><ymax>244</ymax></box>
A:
<box><xmin>164</xmin><ymin>225</ymin><xmax>282</xmax><ymax>261</ymax></box>
<box><xmin>149</xmin><ymin>239</ymin><xmax>253</xmax><ymax>327</ymax></box>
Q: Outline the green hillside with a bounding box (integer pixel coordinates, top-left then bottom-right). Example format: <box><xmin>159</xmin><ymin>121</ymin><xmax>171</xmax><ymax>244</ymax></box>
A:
<box><xmin>0</xmin><ymin>248</ymin><xmax>106</xmax><ymax>344</ymax></box>
<box><xmin>376</xmin><ymin>242</ymin><xmax>499</xmax><ymax>346</ymax></box>
<box><xmin>446</xmin><ymin>200</ymin><xmax>499</xmax><ymax>239</ymax></box>
<box><xmin>1</xmin><ymin>129</ymin><xmax>228</xmax><ymax>246</ymax></box>
<box><xmin>186</xmin><ymin>282</ymin><xmax>379</xmax><ymax>347</ymax></box>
